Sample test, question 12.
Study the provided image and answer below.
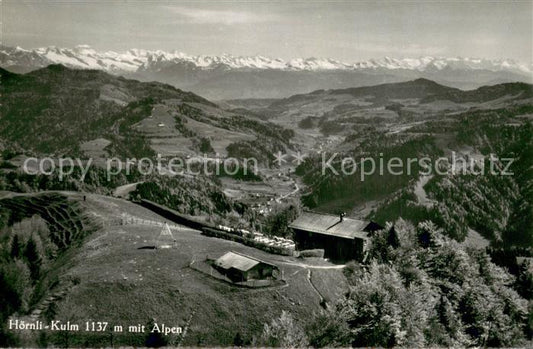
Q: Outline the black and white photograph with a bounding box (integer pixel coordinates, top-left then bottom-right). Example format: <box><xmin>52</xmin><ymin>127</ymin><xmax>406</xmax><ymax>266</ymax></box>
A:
<box><xmin>1</xmin><ymin>1</ymin><xmax>532</xmax><ymax>347</ymax></box>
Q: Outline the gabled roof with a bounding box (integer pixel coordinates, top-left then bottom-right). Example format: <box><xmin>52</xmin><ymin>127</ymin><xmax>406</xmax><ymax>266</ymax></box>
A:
<box><xmin>289</xmin><ymin>211</ymin><xmax>373</xmax><ymax>239</ymax></box>
<box><xmin>214</xmin><ymin>251</ymin><xmax>270</xmax><ymax>272</ymax></box>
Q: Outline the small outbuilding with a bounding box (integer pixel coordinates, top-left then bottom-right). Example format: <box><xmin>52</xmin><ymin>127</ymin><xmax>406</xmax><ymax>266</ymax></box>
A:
<box><xmin>213</xmin><ymin>251</ymin><xmax>278</xmax><ymax>282</ymax></box>
<box><xmin>289</xmin><ymin>211</ymin><xmax>383</xmax><ymax>261</ymax></box>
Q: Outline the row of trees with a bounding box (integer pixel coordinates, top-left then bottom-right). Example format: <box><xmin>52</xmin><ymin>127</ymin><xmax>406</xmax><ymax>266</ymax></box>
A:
<box><xmin>0</xmin><ymin>165</ymin><xmax>143</xmax><ymax>195</ymax></box>
<box><xmin>130</xmin><ymin>176</ymin><xmax>237</xmax><ymax>217</ymax></box>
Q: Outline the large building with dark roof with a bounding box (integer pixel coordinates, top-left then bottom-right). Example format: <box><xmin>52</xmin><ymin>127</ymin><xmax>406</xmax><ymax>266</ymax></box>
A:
<box><xmin>289</xmin><ymin>212</ymin><xmax>383</xmax><ymax>261</ymax></box>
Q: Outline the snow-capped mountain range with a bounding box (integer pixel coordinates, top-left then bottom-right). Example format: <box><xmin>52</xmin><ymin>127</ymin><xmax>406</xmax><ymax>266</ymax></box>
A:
<box><xmin>2</xmin><ymin>45</ymin><xmax>531</xmax><ymax>99</ymax></box>
<box><xmin>1</xmin><ymin>44</ymin><xmax>531</xmax><ymax>74</ymax></box>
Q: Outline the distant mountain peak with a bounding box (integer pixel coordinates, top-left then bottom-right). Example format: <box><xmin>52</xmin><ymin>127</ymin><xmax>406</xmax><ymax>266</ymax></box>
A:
<box><xmin>411</xmin><ymin>77</ymin><xmax>443</xmax><ymax>85</ymax></box>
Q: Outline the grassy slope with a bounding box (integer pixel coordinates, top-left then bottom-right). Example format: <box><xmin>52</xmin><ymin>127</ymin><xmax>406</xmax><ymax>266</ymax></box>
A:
<box><xmin>0</xmin><ymin>66</ymin><xmax>293</xmax><ymax>161</ymax></box>
<box><xmin>10</xmin><ymin>192</ymin><xmax>345</xmax><ymax>347</ymax></box>
<box><xmin>0</xmin><ymin>66</ymin><xmax>206</xmax><ymax>156</ymax></box>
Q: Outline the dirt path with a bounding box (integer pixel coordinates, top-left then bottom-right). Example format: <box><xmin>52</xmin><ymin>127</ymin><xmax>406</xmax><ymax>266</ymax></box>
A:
<box><xmin>113</xmin><ymin>181</ymin><xmax>143</xmax><ymax>198</ymax></box>
<box><xmin>29</xmin><ymin>278</ymin><xmax>77</xmax><ymax>320</ymax></box>
<box><xmin>306</xmin><ymin>269</ymin><xmax>324</xmax><ymax>303</ymax></box>
<box><xmin>277</xmin><ymin>260</ymin><xmax>345</xmax><ymax>269</ymax></box>
<box><xmin>352</xmin><ymin>199</ymin><xmax>381</xmax><ymax>219</ymax></box>
<box><xmin>279</xmin><ymin>182</ymin><xmax>299</xmax><ymax>201</ymax></box>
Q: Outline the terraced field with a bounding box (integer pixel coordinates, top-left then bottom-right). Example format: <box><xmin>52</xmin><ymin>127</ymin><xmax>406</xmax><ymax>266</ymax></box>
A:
<box><xmin>0</xmin><ymin>192</ymin><xmax>98</xmax><ymax>250</ymax></box>
<box><xmin>133</xmin><ymin>103</ymin><xmax>256</xmax><ymax>157</ymax></box>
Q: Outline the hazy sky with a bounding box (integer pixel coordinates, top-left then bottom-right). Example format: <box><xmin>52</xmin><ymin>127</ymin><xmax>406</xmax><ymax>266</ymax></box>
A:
<box><xmin>3</xmin><ymin>1</ymin><xmax>532</xmax><ymax>63</ymax></box>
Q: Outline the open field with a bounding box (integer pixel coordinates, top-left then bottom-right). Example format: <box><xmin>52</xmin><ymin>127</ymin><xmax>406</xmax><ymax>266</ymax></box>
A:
<box><xmin>5</xmin><ymin>191</ymin><xmax>348</xmax><ymax>346</ymax></box>
<box><xmin>132</xmin><ymin>103</ymin><xmax>256</xmax><ymax>157</ymax></box>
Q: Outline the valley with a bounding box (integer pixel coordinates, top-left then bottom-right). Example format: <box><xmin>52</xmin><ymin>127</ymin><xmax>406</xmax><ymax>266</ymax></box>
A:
<box><xmin>2</xmin><ymin>1</ymin><xmax>533</xmax><ymax>346</ymax></box>
<box><xmin>1</xmin><ymin>66</ymin><xmax>531</xmax><ymax>246</ymax></box>
<box><xmin>0</xmin><ymin>65</ymin><xmax>532</xmax><ymax>347</ymax></box>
